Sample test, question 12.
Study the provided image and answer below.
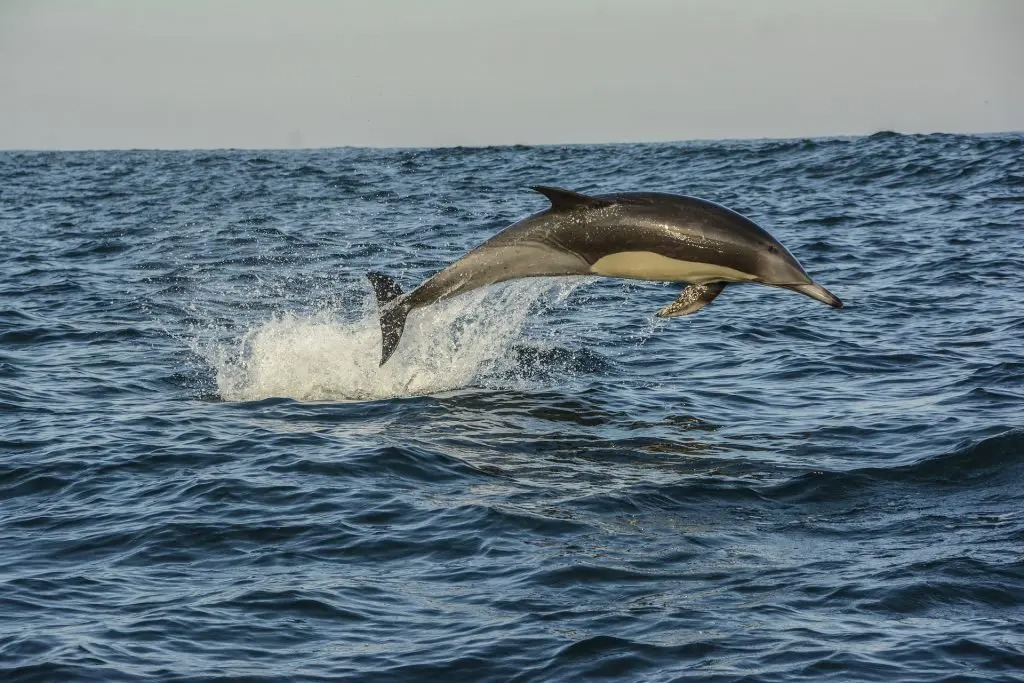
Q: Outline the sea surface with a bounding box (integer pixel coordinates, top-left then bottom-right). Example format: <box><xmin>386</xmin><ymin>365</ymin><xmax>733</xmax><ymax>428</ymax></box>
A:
<box><xmin>2</xmin><ymin>133</ymin><xmax>1023</xmax><ymax>682</ymax></box>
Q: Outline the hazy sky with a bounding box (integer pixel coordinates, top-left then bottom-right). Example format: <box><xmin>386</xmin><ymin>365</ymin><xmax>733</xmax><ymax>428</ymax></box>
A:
<box><xmin>1</xmin><ymin>0</ymin><xmax>1021</xmax><ymax>150</ymax></box>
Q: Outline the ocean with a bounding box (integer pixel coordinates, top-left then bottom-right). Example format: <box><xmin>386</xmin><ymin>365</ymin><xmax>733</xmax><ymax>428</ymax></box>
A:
<box><xmin>2</xmin><ymin>132</ymin><xmax>1023</xmax><ymax>681</ymax></box>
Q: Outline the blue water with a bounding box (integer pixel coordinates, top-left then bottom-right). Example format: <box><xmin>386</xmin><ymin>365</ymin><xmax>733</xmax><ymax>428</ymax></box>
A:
<box><xmin>2</xmin><ymin>133</ymin><xmax>1023</xmax><ymax>681</ymax></box>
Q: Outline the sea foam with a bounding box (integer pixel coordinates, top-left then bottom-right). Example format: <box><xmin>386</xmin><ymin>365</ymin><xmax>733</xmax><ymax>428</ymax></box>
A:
<box><xmin>210</xmin><ymin>278</ymin><xmax>583</xmax><ymax>402</ymax></box>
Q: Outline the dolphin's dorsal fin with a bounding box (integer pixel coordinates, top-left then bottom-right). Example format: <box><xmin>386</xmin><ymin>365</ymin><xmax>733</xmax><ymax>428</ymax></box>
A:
<box><xmin>530</xmin><ymin>186</ymin><xmax>614</xmax><ymax>212</ymax></box>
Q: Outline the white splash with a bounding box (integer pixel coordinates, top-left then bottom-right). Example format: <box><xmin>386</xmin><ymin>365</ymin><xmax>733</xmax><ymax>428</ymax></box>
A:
<box><xmin>210</xmin><ymin>279</ymin><xmax>583</xmax><ymax>402</ymax></box>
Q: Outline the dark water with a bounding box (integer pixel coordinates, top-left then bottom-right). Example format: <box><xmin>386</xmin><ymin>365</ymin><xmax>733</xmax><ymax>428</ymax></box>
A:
<box><xmin>2</xmin><ymin>133</ymin><xmax>1023</xmax><ymax>681</ymax></box>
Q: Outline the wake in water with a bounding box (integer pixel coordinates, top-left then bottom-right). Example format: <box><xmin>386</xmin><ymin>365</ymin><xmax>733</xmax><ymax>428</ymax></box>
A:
<box><xmin>209</xmin><ymin>278</ymin><xmax>584</xmax><ymax>401</ymax></box>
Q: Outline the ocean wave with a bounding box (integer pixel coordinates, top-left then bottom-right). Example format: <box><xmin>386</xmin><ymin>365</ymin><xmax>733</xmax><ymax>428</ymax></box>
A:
<box><xmin>770</xmin><ymin>430</ymin><xmax>1024</xmax><ymax>504</ymax></box>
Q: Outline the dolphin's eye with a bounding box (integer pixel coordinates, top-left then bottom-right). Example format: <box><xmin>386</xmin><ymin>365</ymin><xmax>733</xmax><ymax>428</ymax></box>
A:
<box><xmin>768</xmin><ymin>245</ymin><xmax>779</xmax><ymax>254</ymax></box>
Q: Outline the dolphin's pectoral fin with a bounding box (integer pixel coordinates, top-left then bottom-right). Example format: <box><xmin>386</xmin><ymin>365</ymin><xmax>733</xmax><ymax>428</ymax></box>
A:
<box><xmin>656</xmin><ymin>282</ymin><xmax>727</xmax><ymax>318</ymax></box>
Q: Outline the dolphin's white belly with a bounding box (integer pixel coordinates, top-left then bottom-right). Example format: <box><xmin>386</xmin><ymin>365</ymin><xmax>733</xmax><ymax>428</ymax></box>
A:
<box><xmin>590</xmin><ymin>251</ymin><xmax>757</xmax><ymax>283</ymax></box>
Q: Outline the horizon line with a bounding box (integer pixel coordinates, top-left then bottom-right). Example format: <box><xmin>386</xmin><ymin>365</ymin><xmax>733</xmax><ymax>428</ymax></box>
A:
<box><xmin>1</xmin><ymin>128</ymin><xmax>1021</xmax><ymax>154</ymax></box>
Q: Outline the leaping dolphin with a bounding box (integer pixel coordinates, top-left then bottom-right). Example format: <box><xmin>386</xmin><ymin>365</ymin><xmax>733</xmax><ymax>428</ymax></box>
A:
<box><xmin>367</xmin><ymin>186</ymin><xmax>842</xmax><ymax>366</ymax></box>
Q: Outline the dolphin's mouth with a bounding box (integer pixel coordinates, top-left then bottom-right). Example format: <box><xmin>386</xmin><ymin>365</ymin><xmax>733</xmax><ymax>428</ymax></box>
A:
<box><xmin>779</xmin><ymin>282</ymin><xmax>844</xmax><ymax>308</ymax></box>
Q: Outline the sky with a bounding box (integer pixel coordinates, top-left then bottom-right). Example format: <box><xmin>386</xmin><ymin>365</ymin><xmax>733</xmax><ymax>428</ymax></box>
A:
<box><xmin>1</xmin><ymin>0</ymin><xmax>1021</xmax><ymax>150</ymax></box>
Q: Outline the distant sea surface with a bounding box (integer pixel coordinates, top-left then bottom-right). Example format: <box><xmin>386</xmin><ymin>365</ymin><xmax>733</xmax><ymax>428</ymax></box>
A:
<box><xmin>2</xmin><ymin>133</ymin><xmax>1023</xmax><ymax>682</ymax></box>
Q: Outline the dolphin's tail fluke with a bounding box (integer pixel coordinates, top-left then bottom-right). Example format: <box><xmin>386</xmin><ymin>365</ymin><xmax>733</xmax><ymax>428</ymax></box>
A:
<box><xmin>366</xmin><ymin>272</ymin><xmax>411</xmax><ymax>366</ymax></box>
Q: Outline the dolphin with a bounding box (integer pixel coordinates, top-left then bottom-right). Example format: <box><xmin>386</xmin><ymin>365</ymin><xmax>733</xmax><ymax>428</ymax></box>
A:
<box><xmin>367</xmin><ymin>186</ymin><xmax>842</xmax><ymax>366</ymax></box>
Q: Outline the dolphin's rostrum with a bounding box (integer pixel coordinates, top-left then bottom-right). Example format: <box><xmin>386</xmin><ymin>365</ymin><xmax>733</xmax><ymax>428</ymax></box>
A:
<box><xmin>367</xmin><ymin>186</ymin><xmax>842</xmax><ymax>366</ymax></box>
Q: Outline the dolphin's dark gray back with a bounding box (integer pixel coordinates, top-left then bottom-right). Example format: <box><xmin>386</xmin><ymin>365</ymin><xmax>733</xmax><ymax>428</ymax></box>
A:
<box><xmin>477</xmin><ymin>187</ymin><xmax>777</xmax><ymax>277</ymax></box>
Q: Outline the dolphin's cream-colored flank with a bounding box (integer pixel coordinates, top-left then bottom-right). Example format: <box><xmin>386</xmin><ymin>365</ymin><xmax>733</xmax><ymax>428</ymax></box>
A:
<box><xmin>590</xmin><ymin>251</ymin><xmax>759</xmax><ymax>284</ymax></box>
<box><xmin>367</xmin><ymin>186</ymin><xmax>842</xmax><ymax>366</ymax></box>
